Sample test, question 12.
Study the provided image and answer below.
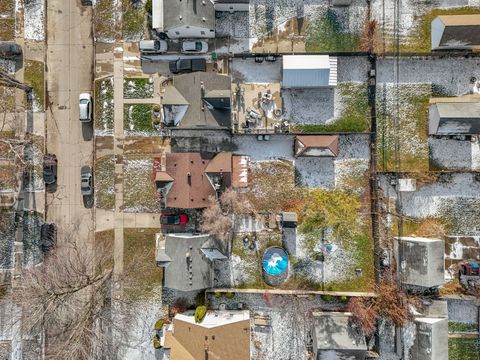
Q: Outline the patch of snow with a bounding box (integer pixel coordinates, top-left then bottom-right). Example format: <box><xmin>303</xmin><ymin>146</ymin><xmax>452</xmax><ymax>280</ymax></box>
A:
<box><xmin>231</xmin><ymin>58</ymin><xmax>282</xmax><ymax>83</ymax></box>
<box><xmin>24</xmin><ymin>0</ymin><xmax>44</xmax><ymax>41</ymax></box>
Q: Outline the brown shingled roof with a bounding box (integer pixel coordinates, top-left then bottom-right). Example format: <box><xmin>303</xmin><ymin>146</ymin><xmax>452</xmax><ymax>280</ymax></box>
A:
<box><xmin>295</xmin><ymin>135</ymin><xmax>339</xmax><ymax>157</ymax></box>
<box><xmin>164</xmin><ymin>153</ymin><xmax>215</xmax><ymax>209</ymax></box>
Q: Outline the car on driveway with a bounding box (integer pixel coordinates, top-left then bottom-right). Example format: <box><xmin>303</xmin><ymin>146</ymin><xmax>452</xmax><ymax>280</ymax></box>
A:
<box><xmin>0</xmin><ymin>42</ymin><xmax>22</xmax><ymax>59</ymax></box>
<box><xmin>43</xmin><ymin>154</ymin><xmax>57</xmax><ymax>191</ymax></box>
<box><xmin>80</xmin><ymin>166</ymin><xmax>93</xmax><ymax>196</ymax></box>
<box><xmin>181</xmin><ymin>40</ymin><xmax>208</xmax><ymax>54</ymax></box>
<box><xmin>160</xmin><ymin>213</ymin><xmax>189</xmax><ymax>226</ymax></box>
<box><xmin>169</xmin><ymin>58</ymin><xmax>206</xmax><ymax>74</ymax></box>
<box><xmin>139</xmin><ymin>39</ymin><xmax>168</xmax><ymax>54</ymax></box>
<box><xmin>79</xmin><ymin>93</ymin><xmax>92</xmax><ymax>122</ymax></box>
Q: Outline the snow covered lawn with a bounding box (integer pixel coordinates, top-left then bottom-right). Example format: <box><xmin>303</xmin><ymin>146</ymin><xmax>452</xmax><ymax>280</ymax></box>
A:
<box><xmin>94</xmin><ymin>155</ymin><xmax>115</xmax><ymax>210</ymax></box>
<box><xmin>24</xmin><ymin>0</ymin><xmax>44</xmax><ymax>41</ymax></box>
<box><xmin>124</xmin><ymin>104</ymin><xmax>157</xmax><ymax>137</ymax></box>
<box><xmin>376</xmin><ymin>83</ymin><xmax>430</xmax><ymax>172</ymax></box>
<box><xmin>122</xmin><ymin>155</ymin><xmax>160</xmax><ymax>213</ymax></box>
<box><xmin>94</xmin><ymin>77</ymin><xmax>114</xmax><ymax>135</ymax></box>
<box><xmin>123</xmin><ymin>77</ymin><xmax>154</xmax><ymax>99</ymax></box>
<box><xmin>23</xmin><ymin>135</ymin><xmax>44</xmax><ymax>192</ymax></box>
<box><xmin>429</xmin><ymin>138</ymin><xmax>480</xmax><ymax>171</ymax></box>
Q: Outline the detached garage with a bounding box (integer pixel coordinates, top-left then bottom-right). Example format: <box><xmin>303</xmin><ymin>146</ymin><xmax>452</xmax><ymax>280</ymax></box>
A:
<box><xmin>282</xmin><ymin>55</ymin><xmax>337</xmax><ymax>88</ymax></box>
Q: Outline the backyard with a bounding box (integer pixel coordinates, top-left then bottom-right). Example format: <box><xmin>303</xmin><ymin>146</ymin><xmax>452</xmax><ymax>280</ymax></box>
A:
<box><xmin>376</xmin><ymin>83</ymin><xmax>430</xmax><ymax>172</ymax></box>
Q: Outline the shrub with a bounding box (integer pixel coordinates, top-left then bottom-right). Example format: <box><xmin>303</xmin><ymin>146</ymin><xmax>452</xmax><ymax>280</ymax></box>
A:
<box><xmin>145</xmin><ymin>0</ymin><xmax>152</xmax><ymax>14</ymax></box>
<box><xmin>153</xmin><ymin>335</ymin><xmax>161</xmax><ymax>349</ymax></box>
<box><xmin>340</xmin><ymin>296</ymin><xmax>348</xmax><ymax>302</ymax></box>
<box><xmin>194</xmin><ymin>305</ymin><xmax>207</xmax><ymax>323</ymax></box>
<box><xmin>225</xmin><ymin>292</ymin><xmax>235</xmax><ymax>299</ymax></box>
<box><xmin>154</xmin><ymin>319</ymin><xmax>164</xmax><ymax>331</ymax></box>
<box><xmin>195</xmin><ymin>291</ymin><xmax>206</xmax><ymax>307</ymax></box>
<box><xmin>214</xmin><ymin>292</ymin><xmax>222</xmax><ymax>299</ymax></box>
<box><xmin>321</xmin><ymin>294</ymin><xmax>334</xmax><ymax>302</ymax></box>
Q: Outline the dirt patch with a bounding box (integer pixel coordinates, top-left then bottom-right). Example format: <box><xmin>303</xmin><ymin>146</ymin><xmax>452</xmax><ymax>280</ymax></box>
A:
<box><xmin>95</xmin><ymin>155</ymin><xmax>115</xmax><ymax>210</ymax></box>
<box><xmin>123</xmin><ymin>137</ymin><xmax>169</xmax><ymax>155</ymax></box>
<box><xmin>0</xmin><ymin>0</ymin><xmax>14</xmax><ymax>16</ymax></box>
<box><xmin>95</xmin><ymin>136</ymin><xmax>114</xmax><ymax>159</ymax></box>
<box><xmin>0</xmin><ymin>18</ymin><xmax>15</xmax><ymax>41</ymax></box>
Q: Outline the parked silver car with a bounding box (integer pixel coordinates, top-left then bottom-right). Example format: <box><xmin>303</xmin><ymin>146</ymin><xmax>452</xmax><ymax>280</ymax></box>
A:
<box><xmin>79</xmin><ymin>93</ymin><xmax>92</xmax><ymax>122</ymax></box>
<box><xmin>181</xmin><ymin>40</ymin><xmax>208</xmax><ymax>54</ymax></box>
<box><xmin>81</xmin><ymin>166</ymin><xmax>93</xmax><ymax>196</ymax></box>
<box><xmin>139</xmin><ymin>40</ymin><xmax>167</xmax><ymax>54</ymax></box>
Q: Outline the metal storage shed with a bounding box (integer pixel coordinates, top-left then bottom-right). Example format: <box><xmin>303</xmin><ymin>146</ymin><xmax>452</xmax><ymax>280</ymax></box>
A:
<box><xmin>282</xmin><ymin>55</ymin><xmax>337</xmax><ymax>88</ymax></box>
<box><xmin>429</xmin><ymin>102</ymin><xmax>480</xmax><ymax>135</ymax></box>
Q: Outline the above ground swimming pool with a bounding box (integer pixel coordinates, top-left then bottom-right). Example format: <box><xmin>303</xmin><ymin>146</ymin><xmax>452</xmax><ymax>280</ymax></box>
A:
<box><xmin>263</xmin><ymin>247</ymin><xmax>289</xmax><ymax>276</ymax></box>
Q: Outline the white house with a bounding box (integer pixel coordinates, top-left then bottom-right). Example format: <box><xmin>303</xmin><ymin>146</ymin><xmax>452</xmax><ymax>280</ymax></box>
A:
<box><xmin>153</xmin><ymin>0</ymin><xmax>215</xmax><ymax>39</ymax></box>
<box><xmin>282</xmin><ymin>55</ymin><xmax>337</xmax><ymax>88</ymax></box>
<box><xmin>431</xmin><ymin>15</ymin><xmax>480</xmax><ymax>50</ymax></box>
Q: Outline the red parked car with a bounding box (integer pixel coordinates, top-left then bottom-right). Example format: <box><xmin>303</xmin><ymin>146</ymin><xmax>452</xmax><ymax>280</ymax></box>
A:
<box><xmin>160</xmin><ymin>213</ymin><xmax>188</xmax><ymax>226</ymax></box>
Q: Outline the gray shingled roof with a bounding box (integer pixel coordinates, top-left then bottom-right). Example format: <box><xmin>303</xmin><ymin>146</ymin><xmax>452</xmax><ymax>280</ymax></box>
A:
<box><xmin>163</xmin><ymin>0</ymin><xmax>215</xmax><ymax>32</ymax></box>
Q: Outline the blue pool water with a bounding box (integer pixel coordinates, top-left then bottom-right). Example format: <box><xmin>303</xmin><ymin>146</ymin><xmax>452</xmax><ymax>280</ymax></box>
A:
<box><xmin>263</xmin><ymin>247</ymin><xmax>288</xmax><ymax>276</ymax></box>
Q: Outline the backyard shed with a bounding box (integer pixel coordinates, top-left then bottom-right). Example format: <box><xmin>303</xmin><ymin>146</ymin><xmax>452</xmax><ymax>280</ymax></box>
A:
<box><xmin>411</xmin><ymin>317</ymin><xmax>448</xmax><ymax>360</ymax></box>
<box><xmin>429</xmin><ymin>102</ymin><xmax>480</xmax><ymax>135</ymax></box>
<box><xmin>294</xmin><ymin>135</ymin><xmax>339</xmax><ymax>157</ymax></box>
<box><xmin>282</xmin><ymin>55</ymin><xmax>337</xmax><ymax>88</ymax></box>
<box><xmin>431</xmin><ymin>15</ymin><xmax>480</xmax><ymax>50</ymax></box>
<box><xmin>394</xmin><ymin>237</ymin><xmax>445</xmax><ymax>289</ymax></box>
<box><xmin>311</xmin><ymin>312</ymin><xmax>367</xmax><ymax>360</ymax></box>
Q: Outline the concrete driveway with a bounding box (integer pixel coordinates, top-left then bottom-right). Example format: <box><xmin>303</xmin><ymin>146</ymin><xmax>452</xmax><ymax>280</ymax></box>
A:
<box><xmin>45</xmin><ymin>0</ymin><xmax>94</xmax><ymax>244</ymax></box>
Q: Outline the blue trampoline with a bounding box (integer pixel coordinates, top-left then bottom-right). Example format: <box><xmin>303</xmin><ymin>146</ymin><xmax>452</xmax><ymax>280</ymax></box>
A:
<box><xmin>263</xmin><ymin>247</ymin><xmax>288</xmax><ymax>276</ymax></box>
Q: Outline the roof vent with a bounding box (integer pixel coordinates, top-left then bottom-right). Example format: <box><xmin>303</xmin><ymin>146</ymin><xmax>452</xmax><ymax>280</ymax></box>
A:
<box><xmin>179</xmin><ymin>15</ymin><xmax>182</xmax><ymax>20</ymax></box>
<box><xmin>202</xmin><ymin>0</ymin><xmax>206</xmax><ymax>5</ymax></box>
<box><xmin>202</xmin><ymin>17</ymin><xmax>206</xmax><ymax>22</ymax></box>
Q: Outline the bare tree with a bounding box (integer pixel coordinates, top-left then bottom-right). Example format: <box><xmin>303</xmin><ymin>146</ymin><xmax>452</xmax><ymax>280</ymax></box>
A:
<box><xmin>10</xmin><ymin>239</ymin><xmax>115</xmax><ymax>360</ymax></box>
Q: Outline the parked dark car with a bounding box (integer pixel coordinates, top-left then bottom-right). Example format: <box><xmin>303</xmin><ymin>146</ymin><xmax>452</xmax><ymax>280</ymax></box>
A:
<box><xmin>160</xmin><ymin>213</ymin><xmax>189</xmax><ymax>226</ymax></box>
<box><xmin>0</xmin><ymin>42</ymin><xmax>22</xmax><ymax>59</ymax></box>
<box><xmin>43</xmin><ymin>154</ymin><xmax>57</xmax><ymax>191</ymax></box>
<box><xmin>80</xmin><ymin>0</ymin><xmax>93</xmax><ymax>5</ymax></box>
<box><xmin>169</xmin><ymin>58</ymin><xmax>206</xmax><ymax>74</ymax></box>
<box><xmin>40</xmin><ymin>223</ymin><xmax>57</xmax><ymax>253</ymax></box>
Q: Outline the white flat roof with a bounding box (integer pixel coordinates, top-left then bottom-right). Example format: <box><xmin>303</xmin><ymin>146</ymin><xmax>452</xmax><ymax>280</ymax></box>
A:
<box><xmin>175</xmin><ymin>310</ymin><xmax>250</xmax><ymax>328</ymax></box>
<box><xmin>283</xmin><ymin>55</ymin><xmax>330</xmax><ymax>70</ymax></box>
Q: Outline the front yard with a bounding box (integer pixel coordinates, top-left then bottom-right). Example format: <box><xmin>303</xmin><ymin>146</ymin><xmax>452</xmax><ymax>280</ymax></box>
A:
<box><xmin>94</xmin><ymin>77</ymin><xmax>114</xmax><ymax>135</ymax></box>
<box><xmin>94</xmin><ymin>155</ymin><xmax>115</xmax><ymax>210</ymax></box>
<box><xmin>123</xmin><ymin>77</ymin><xmax>154</xmax><ymax>99</ymax></box>
<box><xmin>24</xmin><ymin>60</ymin><xmax>45</xmax><ymax>112</ymax></box>
<box><xmin>122</xmin><ymin>155</ymin><xmax>160</xmax><ymax>212</ymax></box>
<box><xmin>124</xmin><ymin>104</ymin><xmax>157</xmax><ymax>136</ymax></box>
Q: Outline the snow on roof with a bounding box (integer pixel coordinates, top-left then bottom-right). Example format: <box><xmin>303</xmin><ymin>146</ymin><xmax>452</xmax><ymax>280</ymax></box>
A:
<box><xmin>283</xmin><ymin>55</ymin><xmax>330</xmax><ymax>70</ymax></box>
<box><xmin>175</xmin><ymin>310</ymin><xmax>250</xmax><ymax>328</ymax></box>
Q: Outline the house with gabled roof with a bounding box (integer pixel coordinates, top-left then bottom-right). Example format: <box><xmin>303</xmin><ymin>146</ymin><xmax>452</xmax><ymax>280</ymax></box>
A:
<box><xmin>162</xmin><ymin>310</ymin><xmax>250</xmax><ymax>360</ymax></box>
<box><xmin>161</xmin><ymin>72</ymin><xmax>231</xmax><ymax>129</ymax></box>
<box><xmin>155</xmin><ymin>152</ymin><xmax>249</xmax><ymax>209</ymax></box>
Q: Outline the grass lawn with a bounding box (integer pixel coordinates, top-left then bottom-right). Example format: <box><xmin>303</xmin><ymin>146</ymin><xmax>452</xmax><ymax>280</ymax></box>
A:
<box><xmin>448</xmin><ymin>338</ymin><xmax>480</xmax><ymax>360</ymax></box>
<box><xmin>0</xmin><ymin>18</ymin><xmax>14</xmax><ymax>41</ymax></box>
<box><xmin>402</xmin><ymin>7</ymin><xmax>480</xmax><ymax>53</ymax></box>
<box><xmin>0</xmin><ymin>0</ymin><xmax>14</xmax><ymax>15</ymax></box>
<box><xmin>24</xmin><ymin>60</ymin><xmax>45</xmax><ymax>111</ymax></box>
<box><xmin>376</xmin><ymin>83</ymin><xmax>430</xmax><ymax>172</ymax></box>
<box><xmin>0</xmin><ymin>165</ymin><xmax>16</xmax><ymax>190</ymax></box>
<box><xmin>94</xmin><ymin>77</ymin><xmax>114</xmax><ymax>133</ymax></box>
<box><xmin>306</xmin><ymin>9</ymin><xmax>362</xmax><ymax>52</ymax></box>
<box><xmin>94</xmin><ymin>155</ymin><xmax>115</xmax><ymax>210</ymax></box>
<box><xmin>448</xmin><ymin>322</ymin><xmax>478</xmax><ymax>333</ymax></box>
<box><xmin>122</xmin><ymin>1</ymin><xmax>146</xmax><ymax>42</ymax></box>
<box><xmin>293</xmin><ymin>82</ymin><xmax>370</xmax><ymax>133</ymax></box>
<box><xmin>123</xmin><ymin>77</ymin><xmax>154</xmax><ymax>99</ymax></box>
<box><xmin>0</xmin><ymin>131</ymin><xmax>16</xmax><ymax>159</ymax></box>
<box><xmin>122</xmin><ymin>155</ymin><xmax>160</xmax><ymax>212</ymax></box>
<box><xmin>124</xmin><ymin>104</ymin><xmax>155</xmax><ymax>135</ymax></box>
<box><xmin>123</xmin><ymin>228</ymin><xmax>163</xmax><ymax>300</ymax></box>
<box><xmin>93</xmin><ymin>0</ymin><xmax>116</xmax><ymax>41</ymax></box>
